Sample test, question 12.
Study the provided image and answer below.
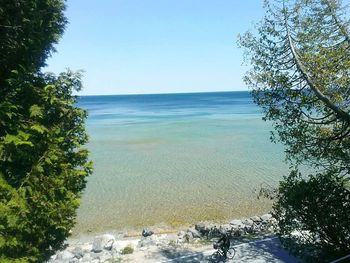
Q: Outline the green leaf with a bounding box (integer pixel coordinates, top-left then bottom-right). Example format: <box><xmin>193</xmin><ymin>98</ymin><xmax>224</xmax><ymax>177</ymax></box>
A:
<box><xmin>4</xmin><ymin>133</ymin><xmax>33</xmax><ymax>147</ymax></box>
<box><xmin>29</xmin><ymin>105</ymin><xmax>43</xmax><ymax>118</ymax></box>
<box><xmin>31</xmin><ymin>124</ymin><xmax>46</xmax><ymax>134</ymax></box>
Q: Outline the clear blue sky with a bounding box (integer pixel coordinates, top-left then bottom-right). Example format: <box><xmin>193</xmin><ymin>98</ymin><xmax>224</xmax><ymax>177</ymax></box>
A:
<box><xmin>45</xmin><ymin>0</ymin><xmax>265</xmax><ymax>95</ymax></box>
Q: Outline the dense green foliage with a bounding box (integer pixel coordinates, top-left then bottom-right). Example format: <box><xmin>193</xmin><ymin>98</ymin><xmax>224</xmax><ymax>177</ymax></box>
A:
<box><xmin>0</xmin><ymin>0</ymin><xmax>66</xmax><ymax>84</ymax></box>
<box><xmin>239</xmin><ymin>0</ymin><xmax>350</xmax><ymax>261</ymax></box>
<box><xmin>0</xmin><ymin>1</ymin><xmax>92</xmax><ymax>262</ymax></box>
<box><xmin>274</xmin><ymin>171</ymin><xmax>350</xmax><ymax>262</ymax></box>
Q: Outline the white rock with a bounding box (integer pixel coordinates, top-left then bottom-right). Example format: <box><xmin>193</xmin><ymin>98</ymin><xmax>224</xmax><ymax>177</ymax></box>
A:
<box><xmin>56</xmin><ymin>250</ymin><xmax>74</xmax><ymax>260</ymax></box>
<box><xmin>243</xmin><ymin>219</ymin><xmax>254</xmax><ymax>226</ymax></box>
<box><xmin>219</xmin><ymin>224</ymin><xmax>233</xmax><ymax>234</ymax></box>
<box><xmin>270</xmin><ymin>218</ymin><xmax>278</xmax><ymax>225</ymax></box>
<box><xmin>230</xmin><ymin>219</ymin><xmax>243</xmax><ymax>226</ymax></box>
<box><xmin>188</xmin><ymin>228</ymin><xmax>201</xmax><ymax>238</ymax></box>
<box><xmin>261</xmin><ymin>214</ymin><xmax>273</xmax><ymax>222</ymax></box>
<box><xmin>92</xmin><ymin>234</ymin><xmax>116</xmax><ymax>252</ymax></box>
<box><xmin>250</xmin><ymin>216</ymin><xmax>262</xmax><ymax>222</ymax></box>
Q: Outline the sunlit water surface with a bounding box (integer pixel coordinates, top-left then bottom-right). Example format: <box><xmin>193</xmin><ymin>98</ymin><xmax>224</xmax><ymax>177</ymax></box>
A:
<box><xmin>74</xmin><ymin>91</ymin><xmax>287</xmax><ymax>234</ymax></box>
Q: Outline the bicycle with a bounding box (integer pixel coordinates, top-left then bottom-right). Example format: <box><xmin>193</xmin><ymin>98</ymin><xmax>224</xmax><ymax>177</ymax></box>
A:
<box><xmin>209</xmin><ymin>232</ymin><xmax>236</xmax><ymax>262</ymax></box>
<box><xmin>209</xmin><ymin>243</ymin><xmax>235</xmax><ymax>262</ymax></box>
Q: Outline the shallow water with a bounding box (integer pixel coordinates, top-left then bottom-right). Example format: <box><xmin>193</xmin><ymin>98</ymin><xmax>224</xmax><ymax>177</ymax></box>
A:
<box><xmin>74</xmin><ymin>91</ymin><xmax>287</xmax><ymax>234</ymax></box>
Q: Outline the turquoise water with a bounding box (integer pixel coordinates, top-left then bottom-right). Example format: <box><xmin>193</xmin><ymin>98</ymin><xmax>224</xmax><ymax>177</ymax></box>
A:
<box><xmin>74</xmin><ymin>91</ymin><xmax>287</xmax><ymax>234</ymax></box>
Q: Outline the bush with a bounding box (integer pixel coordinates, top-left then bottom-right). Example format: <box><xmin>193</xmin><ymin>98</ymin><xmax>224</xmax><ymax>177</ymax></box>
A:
<box><xmin>121</xmin><ymin>245</ymin><xmax>134</xmax><ymax>255</ymax></box>
<box><xmin>274</xmin><ymin>171</ymin><xmax>350</xmax><ymax>262</ymax></box>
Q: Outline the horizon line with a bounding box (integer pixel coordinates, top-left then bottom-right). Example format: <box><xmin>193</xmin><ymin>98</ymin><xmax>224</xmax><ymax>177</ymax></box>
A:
<box><xmin>78</xmin><ymin>89</ymin><xmax>250</xmax><ymax>97</ymax></box>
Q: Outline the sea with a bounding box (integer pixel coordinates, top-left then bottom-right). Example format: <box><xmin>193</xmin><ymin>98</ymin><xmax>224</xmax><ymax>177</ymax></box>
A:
<box><xmin>74</xmin><ymin>91</ymin><xmax>288</xmax><ymax>235</ymax></box>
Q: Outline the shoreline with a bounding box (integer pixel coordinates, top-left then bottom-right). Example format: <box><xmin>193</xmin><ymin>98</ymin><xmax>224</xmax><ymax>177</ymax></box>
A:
<box><xmin>50</xmin><ymin>213</ymin><xmax>277</xmax><ymax>262</ymax></box>
<box><xmin>71</xmin><ymin>204</ymin><xmax>274</xmax><ymax>241</ymax></box>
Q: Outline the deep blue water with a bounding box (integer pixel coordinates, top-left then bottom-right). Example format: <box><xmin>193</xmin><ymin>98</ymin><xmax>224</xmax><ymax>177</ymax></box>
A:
<box><xmin>78</xmin><ymin>91</ymin><xmax>261</xmax><ymax>124</ymax></box>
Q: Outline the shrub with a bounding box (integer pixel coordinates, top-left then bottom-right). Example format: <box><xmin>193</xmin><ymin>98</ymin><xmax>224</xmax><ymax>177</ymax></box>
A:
<box><xmin>121</xmin><ymin>245</ymin><xmax>134</xmax><ymax>255</ymax></box>
<box><xmin>274</xmin><ymin>171</ymin><xmax>350</xmax><ymax>262</ymax></box>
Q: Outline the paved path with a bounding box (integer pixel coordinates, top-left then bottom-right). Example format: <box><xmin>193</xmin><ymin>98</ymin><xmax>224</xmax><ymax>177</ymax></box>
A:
<box><xmin>125</xmin><ymin>237</ymin><xmax>299</xmax><ymax>262</ymax></box>
<box><xmin>158</xmin><ymin>237</ymin><xmax>299</xmax><ymax>263</ymax></box>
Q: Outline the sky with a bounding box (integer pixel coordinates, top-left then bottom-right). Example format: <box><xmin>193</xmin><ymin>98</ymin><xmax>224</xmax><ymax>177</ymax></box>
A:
<box><xmin>45</xmin><ymin>1</ymin><xmax>265</xmax><ymax>95</ymax></box>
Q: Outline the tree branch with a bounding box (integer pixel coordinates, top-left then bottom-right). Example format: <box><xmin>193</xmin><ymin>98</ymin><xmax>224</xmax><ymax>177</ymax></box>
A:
<box><xmin>324</xmin><ymin>0</ymin><xmax>350</xmax><ymax>45</ymax></box>
<box><xmin>283</xmin><ymin>1</ymin><xmax>350</xmax><ymax>124</ymax></box>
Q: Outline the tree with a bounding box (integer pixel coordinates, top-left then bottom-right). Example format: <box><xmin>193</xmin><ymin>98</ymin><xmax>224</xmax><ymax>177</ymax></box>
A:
<box><xmin>239</xmin><ymin>0</ymin><xmax>350</xmax><ymax>174</ymax></box>
<box><xmin>239</xmin><ymin>0</ymin><xmax>350</xmax><ymax>261</ymax></box>
<box><xmin>0</xmin><ymin>1</ymin><xmax>92</xmax><ymax>262</ymax></box>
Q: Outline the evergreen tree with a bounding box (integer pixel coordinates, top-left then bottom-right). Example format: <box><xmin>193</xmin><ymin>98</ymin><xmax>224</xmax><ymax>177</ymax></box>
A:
<box><xmin>0</xmin><ymin>1</ymin><xmax>92</xmax><ymax>262</ymax></box>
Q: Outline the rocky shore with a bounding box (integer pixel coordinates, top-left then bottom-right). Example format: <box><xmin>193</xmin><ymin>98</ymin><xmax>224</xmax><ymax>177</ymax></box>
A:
<box><xmin>48</xmin><ymin>213</ymin><xmax>277</xmax><ymax>263</ymax></box>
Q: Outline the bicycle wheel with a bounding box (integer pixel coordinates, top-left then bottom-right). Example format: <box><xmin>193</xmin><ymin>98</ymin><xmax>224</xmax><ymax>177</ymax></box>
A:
<box><xmin>210</xmin><ymin>251</ymin><xmax>222</xmax><ymax>262</ymax></box>
<box><xmin>227</xmin><ymin>248</ymin><xmax>236</xmax><ymax>259</ymax></box>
